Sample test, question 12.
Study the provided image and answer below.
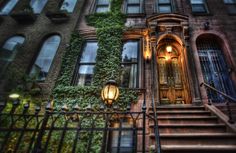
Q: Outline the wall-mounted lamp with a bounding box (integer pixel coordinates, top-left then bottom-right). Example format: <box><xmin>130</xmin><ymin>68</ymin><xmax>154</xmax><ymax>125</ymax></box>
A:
<box><xmin>101</xmin><ymin>80</ymin><xmax>119</xmax><ymax>106</ymax></box>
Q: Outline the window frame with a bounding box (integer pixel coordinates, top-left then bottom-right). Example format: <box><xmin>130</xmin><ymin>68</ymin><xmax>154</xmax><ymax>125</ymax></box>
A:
<box><xmin>156</xmin><ymin>0</ymin><xmax>173</xmax><ymax>13</ymax></box>
<box><xmin>59</xmin><ymin>0</ymin><xmax>78</xmax><ymax>13</ymax></box>
<box><xmin>125</xmin><ymin>0</ymin><xmax>144</xmax><ymax>15</ymax></box>
<box><xmin>0</xmin><ymin>0</ymin><xmax>19</xmax><ymax>15</ymax></box>
<box><xmin>0</xmin><ymin>35</ymin><xmax>25</xmax><ymax>77</ymax></box>
<box><xmin>29</xmin><ymin>35</ymin><xmax>61</xmax><ymax>81</ymax></box>
<box><xmin>30</xmin><ymin>0</ymin><xmax>48</xmax><ymax>14</ymax></box>
<box><xmin>120</xmin><ymin>39</ymin><xmax>141</xmax><ymax>89</ymax></box>
<box><xmin>72</xmin><ymin>40</ymin><xmax>98</xmax><ymax>86</ymax></box>
<box><xmin>94</xmin><ymin>0</ymin><xmax>110</xmax><ymax>13</ymax></box>
<box><xmin>190</xmin><ymin>0</ymin><xmax>209</xmax><ymax>14</ymax></box>
<box><xmin>108</xmin><ymin>119</ymin><xmax>136</xmax><ymax>153</ymax></box>
<box><xmin>223</xmin><ymin>0</ymin><xmax>236</xmax><ymax>15</ymax></box>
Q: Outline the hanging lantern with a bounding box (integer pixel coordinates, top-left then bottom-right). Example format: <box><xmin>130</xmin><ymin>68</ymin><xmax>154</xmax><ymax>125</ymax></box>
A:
<box><xmin>101</xmin><ymin>80</ymin><xmax>119</xmax><ymax>106</ymax></box>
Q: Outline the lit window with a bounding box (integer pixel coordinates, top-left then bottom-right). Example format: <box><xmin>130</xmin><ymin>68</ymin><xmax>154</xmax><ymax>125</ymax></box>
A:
<box><xmin>0</xmin><ymin>0</ymin><xmax>19</xmax><ymax>15</ymax></box>
<box><xmin>190</xmin><ymin>0</ymin><xmax>208</xmax><ymax>13</ymax></box>
<box><xmin>30</xmin><ymin>0</ymin><xmax>48</xmax><ymax>14</ymax></box>
<box><xmin>120</xmin><ymin>41</ymin><xmax>139</xmax><ymax>88</ymax></box>
<box><xmin>0</xmin><ymin>36</ymin><xmax>25</xmax><ymax>76</ymax></box>
<box><xmin>157</xmin><ymin>0</ymin><xmax>172</xmax><ymax>13</ymax></box>
<box><xmin>224</xmin><ymin>0</ymin><xmax>236</xmax><ymax>14</ymax></box>
<box><xmin>30</xmin><ymin>35</ymin><xmax>61</xmax><ymax>81</ymax></box>
<box><xmin>95</xmin><ymin>0</ymin><xmax>110</xmax><ymax>13</ymax></box>
<box><xmin>110</xmin><ymin>121</ymin><xmax>134</xmax><ymax>153</ymax></box>
<box><xmin>72</xmin><ymin>41</ymin><xmax>98</xmax><ymax>86</ymax></box>
<box><xmin>60</xmin><ymin>0</ymin><xmax>77</xmax><ymax>13</ymax></box>
<box><xmin>126</xmin><ymin>0</ymin><xmax>143</xmax><ymax>14</ymax></box>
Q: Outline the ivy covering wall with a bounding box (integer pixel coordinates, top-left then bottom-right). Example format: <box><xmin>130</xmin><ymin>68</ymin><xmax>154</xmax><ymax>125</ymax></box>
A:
<box><xmin>53</xmin><ymin>0</ymin><xmax>138</xmax><ymax>109</ymax></box>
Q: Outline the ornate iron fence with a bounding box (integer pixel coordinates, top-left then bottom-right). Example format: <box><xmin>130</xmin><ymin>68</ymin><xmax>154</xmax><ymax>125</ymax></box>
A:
<box><xmin>0</xmin><ymin>102</ymin><xmax>147</xmax><ymax>153</ymax></box>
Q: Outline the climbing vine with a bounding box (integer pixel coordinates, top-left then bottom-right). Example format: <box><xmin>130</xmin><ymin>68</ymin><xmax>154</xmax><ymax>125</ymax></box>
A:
<box><xmin>53</xmin><ymin>0</ymin><xmax>138</xmax><ymax>109</ymax></box>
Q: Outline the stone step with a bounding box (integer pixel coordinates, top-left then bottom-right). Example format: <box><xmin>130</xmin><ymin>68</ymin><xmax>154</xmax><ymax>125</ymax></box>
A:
<box><xmin>154</xmin><ymin>105</ymin><xmax>205</xmax><ymax>111</ymax></box>
<box><xmin>161</xmin><ymin>145</ymin><xmax>236</xmax><ymax>153</ymax></box>
<box><xmin>153</xmin><ymin>116</ymin><xmax>219</xmax><ymax>124</ymax></box>
<box><xmin>150</xmin><ymin>124</ymin><xmax>226</xmax><ymax>133</ymax></box>
<box><xmin>150</xmin><ymin>133</ymin><xmax>236</xmax><ymax>145</ymax></box>
<box><xmin>151</xmin><ymin>110</ymin><xmax>212</xmax><ymax>117</ymax></box>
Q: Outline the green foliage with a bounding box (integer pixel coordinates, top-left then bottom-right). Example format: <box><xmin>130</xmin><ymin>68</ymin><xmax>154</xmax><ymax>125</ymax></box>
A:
<box><xmin>56</xmin><ymin>32</ymin><xmax>84</xmax><ymax>86</ymax></box>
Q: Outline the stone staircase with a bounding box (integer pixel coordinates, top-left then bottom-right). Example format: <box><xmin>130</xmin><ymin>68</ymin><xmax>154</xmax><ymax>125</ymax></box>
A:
<box><xmin>149</xmin><ymin>105</ymin><xmax>236</xmax><ymax>153</ymax></box>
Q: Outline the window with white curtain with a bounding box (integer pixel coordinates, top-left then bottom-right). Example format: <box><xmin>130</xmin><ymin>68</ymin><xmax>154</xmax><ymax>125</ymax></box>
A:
<box><xmin>30</xmin><ymin>35</ymin><xmax>61</xmax><ymax>81</ymax></box>
<box><xmin>120</xmin><ymin>41</ymin><xmax>139</xmax><ymax>88</ymax></box>
<box><xmin>60</xmin><ymin>0</ymin><xmax>77</xmax><ymax>13</ymax></box>
<box><xmin>72</xmin><ymin>41</ymin><xmax>98</xmax><ymax>86</ymax></box>
<box><xmin>0</xmin><ymin>35</ymin><xmax>25</xmax><ymax>77</ymax></box>
<box><xmin>157</xmin><ymin>0</ymin><xmax>173</xmax><ymax>13</ymax></box>
<box><xmin>126</xmin><ymin>0</ymin><xmax>143</xmax><ymax>14</ymax></box>
<box><xmin>190</xmin><ymin>0</ymin><xmax>208</xmax><ymax>13</ymax></box>
<box><xmin>0</xmin><ymin>0</ymin><xmax>19</xmax><ymax>15</ymax></box>
<box><xmin>95</xmin><ymin>0</ymin><xmax>110</xmax><ymax>13</ymax></box>
<box><xmin>30</xmin><ymin>0</ymin><xmax>48</xmax><ymax>13</ymax></box>
<box><xmin>224</xmin><ymin>0</ymin><xmax>236</xmax><ymax>14</ymax></box>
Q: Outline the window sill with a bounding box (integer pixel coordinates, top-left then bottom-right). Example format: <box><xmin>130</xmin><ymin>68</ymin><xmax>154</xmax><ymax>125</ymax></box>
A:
<box><xmin>46</xmin><ymin>10</ymin><xmax>70</xmax><ymax>23</ymax></box>
<box><xmin>126</xmin><ymin>13</ymin><xmax>146</xmax><ymax>18</ymax></box>
<box><xmin>191</xmin><ymin>12</ymin><xmax>213</xmax><ymax>16</ymax></box>
<box><xmin>10</xmin><ymin>11</ymin><xmax>37</xmax><ymax>24</ymax></box>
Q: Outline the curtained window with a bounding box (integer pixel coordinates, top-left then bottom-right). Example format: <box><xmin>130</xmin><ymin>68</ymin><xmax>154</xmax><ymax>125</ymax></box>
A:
<box><xmin>72</xmin><ymin>41</ymin><xmax>98</xmax><ymax>86</ymax></box>
<box><xmin>120</xmin><ymin>41</ymin><xmax>139</xmax><ymax>88</ymax></box>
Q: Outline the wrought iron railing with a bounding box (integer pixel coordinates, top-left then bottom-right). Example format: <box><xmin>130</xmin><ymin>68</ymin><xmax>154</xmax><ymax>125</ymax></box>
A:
<box><xmin>149</xmin><ymin>50</ymin><xmax>162</xmax><ymax>153</ymax></box>
<box><xmin>200</xmin><ymin>82</ymin><xmax>236</xmax><ymax>124</ymax></box>
<box><xmin>0</xmin><ymin>102</ymin><xmax>147</xmax><ymax>153</ymax></box>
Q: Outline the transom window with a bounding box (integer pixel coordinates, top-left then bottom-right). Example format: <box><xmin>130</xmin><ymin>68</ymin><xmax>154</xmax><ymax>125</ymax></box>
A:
<box><xmin>120</xmin><ymin>41</ymin><xmax>139</xmax><ymax>88</ymax></box>
<box><xmin>30</xmin><ymin>35</ymin><xmax>61</xmax><ymax>81</ymax></box>
<box><xmin>30</xmin><ymin>0</ymin><xmax>48</xmax><ymax>14</ymax></box>
<box><xmin>95</xmin><ymin>0</ymin><xmax>110</xmax><ymax>13</ymax></box>
<box><xmin>190</xmin><ymin>0</ymin><xmax>208</xmax><ymax>13</ymax></box>
<box><xmin>60</xmin><ymin>0</ymin><xmax>77</xmax><ymax>13</ymax></box>
<box><xmin>157</xmin><ymin>0</ymin><xmax>173</xmax><ymax>13</ymax></box>
<box><xmin>72</xmin><ymin>41</ymin><xmax>98</xmax><ymax>86</ymax></box>
<box><xmin>0</xmin><ymin>0</ymin><xmax>18</xmax><ymax>15</ymax></box>
<box><xmin>224</xmin><ymin>0</ymin><xmax>236</xmax><ymax>14</ymax></box>
<box><xmin>0</xmin><ymin>36</ymin><xmax>25</xmax><ymax>77</ymax></box>
<box><xmin>126</xmin><ymin>0</ymin><xmax>143</xmax><ymax>14</ymax></box>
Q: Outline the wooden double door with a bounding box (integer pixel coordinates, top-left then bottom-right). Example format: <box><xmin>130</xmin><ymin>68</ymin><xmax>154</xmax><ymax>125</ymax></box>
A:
<box><xmin>157</xmin><ymin>51</ymin><xmax>189</xmax><ymax>104</ymax></box>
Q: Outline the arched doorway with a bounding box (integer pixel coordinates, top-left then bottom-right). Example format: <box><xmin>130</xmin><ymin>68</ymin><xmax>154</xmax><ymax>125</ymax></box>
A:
<box><xmin>196</xmin><ymin>35</ymin><xmax>236</xmax><ymax>102</ymax></box>
<box><xmin>156</xmin><ymin>36</ymin><xmax>191</xmax><ymax>104</ymax></box>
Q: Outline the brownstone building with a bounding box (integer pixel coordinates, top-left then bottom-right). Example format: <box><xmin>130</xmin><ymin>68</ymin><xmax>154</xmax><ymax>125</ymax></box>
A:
<box><xmin>0</xmin><ymin>0</ymin><xmax>236</xmax><ymax>153</ymax></box>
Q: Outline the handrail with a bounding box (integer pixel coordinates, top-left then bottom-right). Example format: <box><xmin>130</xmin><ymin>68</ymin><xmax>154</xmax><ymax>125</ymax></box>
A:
<box><xmin>150</xmin><ymin>54</ymin><xmax>162</xmax><ymax>153</ymax></box>
<box><xmin>200</xmin><ymin>82</ymin><xmax>235</xmax><ymax>123</ymax></box>
<box><xmin>200</xmin><ymin>82</ymin><xmax>236</xmax><ymax>102</ymax></box>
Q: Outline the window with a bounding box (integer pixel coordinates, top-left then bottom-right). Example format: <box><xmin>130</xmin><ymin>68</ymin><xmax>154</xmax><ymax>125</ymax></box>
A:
<box><xmin>30</xmin><ymin>0</ymin><xmax>48</xmax><ymax>14</ymax></box>
<box><xmin>0</xmin><ymin>36</ymin><xmax>25</xmax><ymax>76</ymax></box>
<box><xmin>224</xmin><ymin>0</ymin><xmax>236</xmax><ymax>14</ymax></box>
<box><xmin>110</xmin><ymin>121</ymin><xmax>134</xmax><ymax>153</ymax></box>
<box><xmin>157</xmin><ymin>0</ymin><xmax>173</xmax><ymax>13</ymax></box>
<box><xmin>126</xmin><ymin>0</ymin><xmax>143</xmax><ymax>14</ymax></box>
<box><xmin>197</xmin><ymin>36</ymin><xmax>236</xmax><ymax>102</ymax></box>
<box><xmin>30</xmin><ymin>35</ymin><xmax>60</xmax><ymax>81</ymax></box>
<box><xmin>190</xmin><ymin>0</ymin><xmax>208</xmax><ymax>13</ymax></box>
<box><xmin>120</xmin><ymin>41</ymin><xmax>139</xmax><ymax>88</ymax></box>
<box><xmin>60</xmin><ymin>0</ymin><xmax>77</xmax><ymax>13</ymax></box>
<box><xmin>95</xmin><ymin>0</ymin><xmax>110</xmax><ymax>13</ymax></box>
<box><xmin>0</xmin><ymin>0</ymin><xmax>18</xmax><ymax>15</ymax></box>
<box><xmin>72</xmin><ymin>41</ymin><xmax>98</xmax><ymax>86</ymax></box>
